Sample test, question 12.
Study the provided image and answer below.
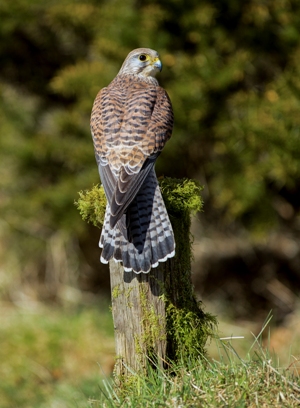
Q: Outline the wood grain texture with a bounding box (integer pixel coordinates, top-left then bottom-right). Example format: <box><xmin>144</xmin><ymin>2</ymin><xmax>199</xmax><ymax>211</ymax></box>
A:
<box><xmin>110</xmin><ymin>260</ymin><xmax>167</xmax><ymax>377</ymax></box>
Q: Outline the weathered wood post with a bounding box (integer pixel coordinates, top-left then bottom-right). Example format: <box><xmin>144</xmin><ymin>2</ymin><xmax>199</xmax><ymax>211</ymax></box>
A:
<box><xmin>109</xmin><ymin>261</ymin><xmax>167</xmax><ymax>376</ymax></box>
<box><xmin>76</xmin><ymin>177</ymin><xmax>216</xmax><ymax>378</ymax></box>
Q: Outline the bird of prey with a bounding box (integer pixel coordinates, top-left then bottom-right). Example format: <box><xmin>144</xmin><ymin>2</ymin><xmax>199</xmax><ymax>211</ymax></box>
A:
<box><xmin>90</xmin><ymin>48</ymin><xmax>175</xmax><ymax>273</ymax></box>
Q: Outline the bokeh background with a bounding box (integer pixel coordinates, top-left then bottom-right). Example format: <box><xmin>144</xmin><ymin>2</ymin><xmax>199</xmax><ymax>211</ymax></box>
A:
<box><xmin>1</xmin><ymin>0</ymin><xmax>300</xmax><ymax>406</ymax></box>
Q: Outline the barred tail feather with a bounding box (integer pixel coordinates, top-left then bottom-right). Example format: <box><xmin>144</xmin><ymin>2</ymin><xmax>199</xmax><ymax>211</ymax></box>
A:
<box><xmin>99</xmin><ymin>170</ymin><xmax>175</xmax><ymax>273</ymax></box>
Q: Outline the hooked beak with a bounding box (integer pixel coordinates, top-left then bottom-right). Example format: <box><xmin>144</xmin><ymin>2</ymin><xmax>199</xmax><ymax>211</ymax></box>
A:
<box><xmin>153</xmin><ymin>57</ymin><xmax>162</xmax><ymax>72</ymax></box>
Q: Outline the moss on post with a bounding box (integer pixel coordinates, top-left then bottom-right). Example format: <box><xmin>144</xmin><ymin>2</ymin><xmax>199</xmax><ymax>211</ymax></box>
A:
<box><xmin>75</xmin><ymin>178</ymin><xmax>217</xmax><ymax>373</ymax></box>
<box><xmin>159</xmin><ymin>178</ymin><xmax>216</xmax><ymax>363</ymax></box>
<box><xmin>75</xmin><ymin>184</ymin><xmax>106</xmax><ymax>227</ymax></box>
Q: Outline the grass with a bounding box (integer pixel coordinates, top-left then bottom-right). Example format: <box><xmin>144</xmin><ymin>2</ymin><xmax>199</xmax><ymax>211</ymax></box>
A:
<box><xmin>0</xmin><ymin>301</ymin><xmax>115</xmax><ymax>408</ymax></box>
<box><xmin>91</xmin><ymin>313</ymin><xmax>300</xmax><ymax>407</ymax></box>
<box><xmin>1</xmin><ymin>301</ymin><xmax>300</xmax><ymax>407</ymax></box>
<box><xmin>94</xmin><ymin>357</ymin><xmax>300</xmax><ymax>407</ymax></box>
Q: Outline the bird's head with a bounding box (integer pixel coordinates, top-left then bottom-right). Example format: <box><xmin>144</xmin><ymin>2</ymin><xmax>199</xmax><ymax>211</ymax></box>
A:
<box><xmin>118</xmin><ymin>48</ymin><xmax>162</xmax><ymax>78</ymax></box>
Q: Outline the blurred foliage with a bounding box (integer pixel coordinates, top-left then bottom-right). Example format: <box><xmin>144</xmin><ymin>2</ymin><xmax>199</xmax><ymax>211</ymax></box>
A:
<box><xmin>1</xmin><ymin>0</ymin><xmax>300</xmax><ymax>292</ymax></box>
<box><xmin>0</xmin><ymin>303</ymin><xmax>114</xmax><ymax>407</ymax></box>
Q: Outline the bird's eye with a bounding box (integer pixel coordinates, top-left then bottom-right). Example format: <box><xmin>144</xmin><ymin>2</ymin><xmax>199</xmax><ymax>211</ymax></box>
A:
<box><xmin>139</xmin><ymin>54</ymin><xmax>147</xmax><ymax>61</ymax></box>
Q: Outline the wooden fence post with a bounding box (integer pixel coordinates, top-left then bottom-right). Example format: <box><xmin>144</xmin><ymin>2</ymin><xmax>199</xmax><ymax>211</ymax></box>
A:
<box><xmin>76</xmin><ymin>178</ymin><xmax>216</xmax><ymax>378</ymax></box>
<box><xmin>109</xmin><ymin>261</ymin><xmax>167</xmax><ymax>377</ymax></box>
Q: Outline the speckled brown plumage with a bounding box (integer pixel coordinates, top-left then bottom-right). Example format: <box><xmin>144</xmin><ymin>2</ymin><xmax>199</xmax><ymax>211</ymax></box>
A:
<box><xmin>90</xmin><ymin>48</ymin><xmax>175</xmax><ymax>273</ymax></box>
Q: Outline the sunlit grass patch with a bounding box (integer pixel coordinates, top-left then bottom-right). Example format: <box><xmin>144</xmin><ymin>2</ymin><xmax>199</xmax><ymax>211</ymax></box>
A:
<box><xmin>2</xmin><ymin>302</ymin><xmax>300</xmax><ymax>407</ymax></box>
<box><xmin>92</xmin><ymin>355</ymin><xmax>300</xmax><ymax>407</ymax></box>
<box><xmin>92</xmin><ymin>314</ymin><xmax>300</xmax><ymax>407</ymax></box>
<box><xmin>0</xmin><ymin>302</ymin><xmax>114</xmax><ymax>408</ymax></box>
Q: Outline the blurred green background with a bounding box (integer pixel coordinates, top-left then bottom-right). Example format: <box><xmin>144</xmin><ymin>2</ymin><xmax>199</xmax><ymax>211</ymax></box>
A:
<box><xmin>1</xmin><ymin>0</ymin><xmax>300</xmax><ymax>406</ymax></box>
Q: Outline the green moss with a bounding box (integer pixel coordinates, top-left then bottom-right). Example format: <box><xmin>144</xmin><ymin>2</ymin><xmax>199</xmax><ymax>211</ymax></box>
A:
<box><xmin>74</xmin><ymin>178</ymin><xmax>203</xmax><ymax>227</ymax></box>
<box><xmin>125</xmin><ymin>287</ymin><xmax>133</xmax><ymax>298</ymax></box>
<box><xmin>163</xmin><ymin>200</ymin><xmax>217</xmax><ymax>363</ymax></box>
<box><xmin>141</xmin><ymin>287</ymin><xmax>166</xmax><ymax>343</ymax></box>
<box><xmin>74</xmin><ymin>184</ymin><xmax>106</xmax><ymax>228</ymax></box>
<box><xmin>134</xmin><ymin>334</ymin><xmax>143</xmax><ymax>357</ymax></box>
<box><xmin>112</xmin><ymin>284</ymin><xmax>121</xmax><ymax>299</ymax></box>
<box><xmin>160</xmin><ymin>177</ymin><xmax>203</xmax><ymax>215</ymax></box>
<box><xmin>132</xmin><ymin>286</ymin><xmax>166</xmax><ymax>365</ymax></box>
<box><xmin>161</xmin><ymin>178</ymin><xmax>216</xmax><ymax>363</ymax></box>
<box><xmin>166</xmin><ymin>304</ymin><xmax>217</xmax><ymax>362</ymax></box>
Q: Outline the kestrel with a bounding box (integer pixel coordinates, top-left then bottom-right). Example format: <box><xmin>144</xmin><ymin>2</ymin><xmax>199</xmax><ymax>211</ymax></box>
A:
<box><xmin>90</xmin><ymin>48</ymin><xmax>175</xmax><ymax>273</ymax></box>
